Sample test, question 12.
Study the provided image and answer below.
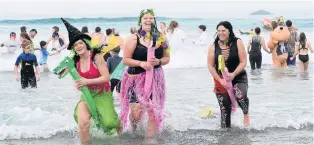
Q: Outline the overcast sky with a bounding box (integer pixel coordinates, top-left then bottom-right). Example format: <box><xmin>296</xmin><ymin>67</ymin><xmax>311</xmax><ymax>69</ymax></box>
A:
<box><xmin>0</xmin><ymin>0</ymin><xmax>312</xmax><ymax>19</ymax></box>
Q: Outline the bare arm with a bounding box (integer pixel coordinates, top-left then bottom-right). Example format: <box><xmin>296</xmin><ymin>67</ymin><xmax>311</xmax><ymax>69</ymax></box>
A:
<box><xmin>160</xmin><ymin>48</ymin><xmax>170</xmax><ymax>65</ymax></box>
<box><xmin>207</xmin><ymin>44</ymin><xmax>222</xmax><ymax>82</ymax></box>
<box><xmin>86</xmin><ymin>54</ymin><xmax>110</xmax><ymax>84</ymax></box>
<box><xmin>46</xmin><ymin>36</ymin><xmax>52</xmax><ymax>45</ymax></box>
<box><xmin>35</xmin><ymin>66</ymin><xmax>40</xmax><ymax>77</ymax></box>
<box><xmin>247</xmin><ymin>38</ymin><xmax>251</xmax><ymax>54</ymax></box>
<box><xmin>233</xmin><ymin>39</ymin><xmax>247</xmax><ymax>75</ymax></box>
<box><xmin>123</xmin><ymin>34</ymin><xmax>142</xmax><ymax>67</ymax></box>
<box><xmin>59</xmin><ymin>35</ymin><xmax>69</xmax><ymax>50</ymax></box>
<box><xmin>307</xmin><ymin>42</ymin><xmax>313</xmax><ymax>53</ymax></box>
<box><xmin>291</xmin><ymin>42</ymin><xmax>300</xmax><ymax>58</ymax></box>
<box><xmin>14</xmin><ymin>65</ymin><xmax>19</xmax><ymax>78</ymax></box>
<box><xmin>261</xmin><ymin>37</ymin><xmax>270</xmax><ymax>53</ymax></box>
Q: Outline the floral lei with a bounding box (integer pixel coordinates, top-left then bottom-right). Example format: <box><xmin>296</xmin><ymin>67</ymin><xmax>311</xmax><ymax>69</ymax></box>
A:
<box><xmin>139</xmin><ymin>30</ymin><xmax>170</xmax><ymax>53</ymax></box>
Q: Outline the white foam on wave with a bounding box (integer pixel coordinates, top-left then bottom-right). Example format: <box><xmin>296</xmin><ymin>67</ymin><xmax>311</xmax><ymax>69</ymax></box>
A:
<box><xmin>0</xmin><ymin>106</ymin><xmax>76</xmax><ymax>140</ymax></box>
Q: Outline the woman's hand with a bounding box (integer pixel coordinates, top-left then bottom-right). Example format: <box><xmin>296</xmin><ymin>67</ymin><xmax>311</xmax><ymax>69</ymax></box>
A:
<box><xmin>148</xmin><ymin>58</ymin><xmax>161</xmax><ymax>66</ymax></box>
<box><xmin>74</xmin><ymin>82</ymin><xmax>82</xmax><ymax>91</ymax></box>
<box><xmin>218</xmin><ymin>78</ymin><xmax>227</xmax><ymax>89</ymax></box>
<box><xmin>75</xmin><ymin>77</ymin><xmax>90</xmax><ymax>89</ymax></box>
<box><xmin>140</xmin><ymin>61</ymin><xmax>153</xmax><ymax>70</ymax></box>
<box><xmin>228</xmin><ymin>72</ymin><xmax>236</xmax><ymax>81</ymax></box>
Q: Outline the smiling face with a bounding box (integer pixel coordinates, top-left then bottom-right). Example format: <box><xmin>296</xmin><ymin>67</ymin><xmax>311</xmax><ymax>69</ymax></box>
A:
<box><xmin>217</xmin><ymin>25</ymin><xmax>230</xmax><ymax>42</ymax></box>
<box><xmin>141</xmin><ymin>13</ymin><xmax>155</xmax><ymax>32</ymax></box>
<box><xmin>73</xmin><ymin>39</ymin><xmax>88</xmax><ymax>56</ymax></box>
<box><xmin>23</xmin><ymin>45</ymin><xmax>31</xmax><ymax>54</ymax></box>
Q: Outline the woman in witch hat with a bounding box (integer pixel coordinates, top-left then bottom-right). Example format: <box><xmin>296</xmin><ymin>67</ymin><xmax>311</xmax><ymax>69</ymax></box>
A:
<box><xmin>60</xmin><ymin>18</ymin><xmax>122</xmax><ymax>144</ymax></box>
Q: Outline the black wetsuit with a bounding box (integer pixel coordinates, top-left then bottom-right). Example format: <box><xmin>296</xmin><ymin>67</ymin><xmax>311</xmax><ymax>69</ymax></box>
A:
<box><xmin>127</xmin><ymin>35</ymin><xmax>163</xmax><ymax>103</ymax></box>
<box><xmin>249</xmin><ymin>36</ymin><xmax>262</xmax><ymax>70</ymax></box>
<box><xmin>214</xmin><ymin>39</ymin><xmax>249</xmax><ymax>128</ymax></box>
<box><xmin>15</xmin><ymin>53</ymin><xmax>38</xmax><ymax>89</ymax></box>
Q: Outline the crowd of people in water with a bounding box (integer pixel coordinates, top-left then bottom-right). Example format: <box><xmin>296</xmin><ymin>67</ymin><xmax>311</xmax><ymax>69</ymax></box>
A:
<box><xmin>0</xmin><ymin>8</ymin><xmax>313</xmax><ymax>145</ymax></box>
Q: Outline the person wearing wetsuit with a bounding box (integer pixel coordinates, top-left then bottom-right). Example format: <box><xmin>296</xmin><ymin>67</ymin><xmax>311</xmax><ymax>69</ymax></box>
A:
<box><xmin>119</xmin><ymin>9</ymin><xmax>170</xmax><ymax>144</ymax></box>
<box><xmin>107</xmin><ymin>48</ymin><xmax>126</xmax><ymax>92</ymax></box>
<box><xmin>290</xmin><ymin>32</ymin><xmax>314</xmax><ymax>72</ymax></box>
<box><xmin>247</xmin><ymin>27</ymin><xmax>271</xmax><ymax>70</ymax></box>
<box><xmin>14</xmin><ymin>40</ymin><xmax>40</xmax><ymax>89</ymax></box>
<box><xmin>207</xmin><ymin>21</ymin><xmax>250</xmax><ymax>128</ymax></box>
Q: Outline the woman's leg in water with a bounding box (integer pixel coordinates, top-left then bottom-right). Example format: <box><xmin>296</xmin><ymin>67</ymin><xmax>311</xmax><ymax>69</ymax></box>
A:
<box><xmin>216</xmin><ymin>93</ymin><xmax>232</xmax><ymax>128</ymax></box>
<box><xmin>77</xmin><ymin>101</ymin><xmax>91</xmax><ymax>144</ymax></box>
<box><xmin>146</xmin><ymin>106</ymin><xmax>157</xmax><ymax>137</ymax></box>
<box><xmin>234</xmin><ymin>82</ymin><xmax>250</xmax><ymax>127</ymax></box>
<box><xmin>249</xmin><ymin>55</ymin><xmax>256</xmax><ymax>70</ymax></box>
<box><xmin>256</xmin><ymin>54</ymin><xmax>262</xmax><ymax>69</ymax></box>
<box><xmin>129</xmin><ymin>103</ymin><xmax>143</xmax><ymax>131</ymax></box>
<box><xmin>303</xmin><ymin>61</ymin><xmax>309</xmax><ymax>72</ymax></box>
<box><xmin>298</xmin><ymin>61</ymin><xmax>305</xmax><ymax>72</ymax></box>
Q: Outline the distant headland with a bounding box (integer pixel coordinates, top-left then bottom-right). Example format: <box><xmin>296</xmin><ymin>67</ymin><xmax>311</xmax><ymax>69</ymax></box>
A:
<box><xmin>249</xmin><ymin>10</ymin><xmax>273</xmax><ymax>15</ymax></box>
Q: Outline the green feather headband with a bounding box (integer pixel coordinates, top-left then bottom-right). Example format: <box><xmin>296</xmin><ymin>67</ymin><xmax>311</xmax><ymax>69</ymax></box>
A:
<box><xmin>138</xmin><ymin>9</ymin><xmax>156</xmax><ymax>26</ymax></box>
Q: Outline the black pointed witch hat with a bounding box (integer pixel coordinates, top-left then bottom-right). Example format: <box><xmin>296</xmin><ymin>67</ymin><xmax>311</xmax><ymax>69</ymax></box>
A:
<box><xmin>61</xmin><ymin>18</ymin><xmax>91</xmax><ymax>50</ymax></box>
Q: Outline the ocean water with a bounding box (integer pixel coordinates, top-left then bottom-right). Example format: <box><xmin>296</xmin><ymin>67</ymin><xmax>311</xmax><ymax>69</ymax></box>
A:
<box><xmin>0</xmin><ymin>66</ymin><xmax>313</xmax><ymax>145</ymax></box>
<box><xmin>0</xmin><ymin>17</ymin><xmax>313</xmax><ymax>145</ymax></box>
<box><xmin>0</xmin><ymin>16</ymin><xmax>313</xmax><ymax>71</ymax></box>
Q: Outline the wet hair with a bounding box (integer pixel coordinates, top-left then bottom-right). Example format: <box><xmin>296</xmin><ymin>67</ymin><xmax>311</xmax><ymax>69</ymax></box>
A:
<box><xmin>40</xmin><ymin>41</ymin><xmax>47</xmax><ymax>48</ymax></box>
<box><xmin>20</xmin><ymin>32</ymin><xmax>32</xmax><ymax>41</ymax></box>
<box><xmin>299</xmin><ymin>32</ymin><xmax>306</xmax><ymax>49</ymax></box>
<box><xmin>30</xmin><ymin>29</ymin><xmax>37</xmax><ymax>34</ymax></box>
<box><xmin>130</xmin><ymin>27</ymin><xmax>137</xmax><ymax>34</ymax></box>
<box><xmin>111</xmin><ymin>28</ymin><xmax>119</xmax><ymax>36</ymax></box>
<box><xmin>160</xmin><ymin>22</ymin><xmax>166</xmax><ymax>26</ymax></box>
<box><xmin>73</xmin><ymin>39</ymin><xmax>101</xmax><ymax>68</ymax></box>
<box><xmin>95</xmin><ymin>27</ymin><xmax>101</xmax><ymax>33</ymax></box>
<box><xmin>254</xmin><ymin>27</ymin><xmax>261</xmax><ymax>35</ymax></box>
<box><xmin>106</xmin><ymin>28</ymin><xmax>113</xmax><ymax>36</ymax></box>
<box><xmin>286</xmin><ymin>20</ymin><xmax>292</xmax><ymax>27</ymax></box>
<box><xmin>168</xmin><ymin>21</ymin><xmax>178</xmax><ymax>34</ymax></box>
<box><xmin>21</xmin><ymin>39</ymin><xmax>31</xmax><ymax>49</ymax></box>
<box><xmin>81</xmin><ymin>26</ymin><xmax>88</xmax><ymax>34</ymax></box>
<box><xmin>20</xmin><ymin>26</ymin><xmax>26</xmax><ymax>33</ymax></box>
<box><xmin>199</xmin><ymin>25</ymin><xmax>206</xmax><ymax>31</ymax></box>
<box><xmin>214</xmin><ymin>21</ymin><xmax>238</xmax><ymax>46</ymax></box>
<box><xmin>271</xmin><ymin>21</ymin><xmax>278</xmax><ymax>30</ymax></box>
<box><xmin>53</xmin><ymin>26</ymin><xmax>59</xmax><ymax>32</ymax></box>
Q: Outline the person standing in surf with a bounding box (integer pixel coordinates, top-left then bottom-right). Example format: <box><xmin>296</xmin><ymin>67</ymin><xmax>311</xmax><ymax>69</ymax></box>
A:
<box><xmin>119</xmin><ymin>9</ymin><xmax>170</xmax><ymax>144</ymax></box>
<box><xmin>60</xmin><ymin>18</ymin><xmax>122</xmax><ymax>145</ymax></box>
<box><xmin>207</xmin><ymin>21</ymin><xmax>250</xmax><ymax>128</ymax></box>
<box><xmin>290</xmin><ymin>32</ymin><xmax>313</xmax><ymax>72</ymax></box>
<box><xmin>166</xmin><ymin>21</ymin><xmax>186</xmax><ymax>54</ymax></box>
<box><xmin>247</xmin><ymin>27</ymin><xmax>271</xmax><ymax>70</ymax></box>
<box><xmin>107</xmin><ymin>48</ymin><xmax>126</xmax><ymax>93</ymax></box>
<box><xmin>0</xmin><ymin>32</ymin><xmax>20</xmax><ymax>54</ymax></box>
<box><xmin>286</xmin><ymin>20</ymin><xmax>298</xmax><ymax>66</ymax></box>
<box><xmin>14</xmin><ymin>39</ymin><xmax>40</xmax><ymax>89</ymax></box>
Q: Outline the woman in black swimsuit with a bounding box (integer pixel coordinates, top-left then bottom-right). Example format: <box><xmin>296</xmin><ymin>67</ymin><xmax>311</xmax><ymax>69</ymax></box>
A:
<box><xmin>119</xmin><ymin>9</ymin><xmax>170</xmax><ymax>144</ymax></box>
<box><xmin>290</xmin><ymin>32</ymin><xmax>313</xmax><ymax>72</ymax></box>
